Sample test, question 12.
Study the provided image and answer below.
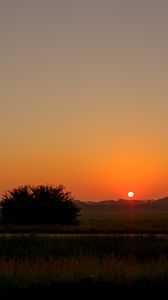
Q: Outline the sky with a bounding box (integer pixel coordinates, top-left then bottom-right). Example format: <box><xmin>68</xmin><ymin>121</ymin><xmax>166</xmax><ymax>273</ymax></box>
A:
<box><xmin>1</xmin><ymin>0</ymin><xmax>168</xmax><ymax>200</ymax></box>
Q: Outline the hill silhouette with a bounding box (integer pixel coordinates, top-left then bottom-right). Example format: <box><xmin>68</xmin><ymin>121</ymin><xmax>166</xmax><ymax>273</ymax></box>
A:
<box><xmin>75</xmin><ymin>197</ymin><xmax>168</xmax><ymax>213</ymax></box>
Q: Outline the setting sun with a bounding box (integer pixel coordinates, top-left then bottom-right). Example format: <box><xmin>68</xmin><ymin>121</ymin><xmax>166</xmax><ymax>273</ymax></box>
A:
<box><xmin>128</xmin><ymin>192</ymin><xmax>135</xmax><ymax>198</ymax></box>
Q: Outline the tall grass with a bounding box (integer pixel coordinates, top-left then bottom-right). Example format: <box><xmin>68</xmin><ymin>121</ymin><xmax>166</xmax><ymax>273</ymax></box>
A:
<box><xmin>0</xmin><ymin>256</ymin><xmax>168</xmax><ymax>288</ymax></box>
<box><xmin>0</xmin><ymin>235</ymin><xmax>168</xmax><ymax>260</ymax></box>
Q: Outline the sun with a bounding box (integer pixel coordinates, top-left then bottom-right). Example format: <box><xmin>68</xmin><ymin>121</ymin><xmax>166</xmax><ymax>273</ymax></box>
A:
<box><xmin>128</xmin><ymin>191</ymin><xmax>135</xmax><ymax>198</ymax></box>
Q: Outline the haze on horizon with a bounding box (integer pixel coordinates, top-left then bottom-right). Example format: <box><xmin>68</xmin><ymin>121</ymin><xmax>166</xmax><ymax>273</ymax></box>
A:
<box><xmin>1</xmin><ymin>0</ymin><xmax>168</xmax><ymax>201</ymax></box>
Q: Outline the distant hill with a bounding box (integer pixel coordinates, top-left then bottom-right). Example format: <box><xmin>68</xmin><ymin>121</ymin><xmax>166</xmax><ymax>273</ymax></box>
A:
<box><xmin>75</xmin><ymin>197</ymin><xmax>168</xmax><ymax>213</ymax></box>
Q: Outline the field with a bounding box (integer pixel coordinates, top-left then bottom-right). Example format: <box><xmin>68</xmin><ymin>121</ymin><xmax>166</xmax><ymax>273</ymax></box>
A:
<box><xmin>1</xmin><ymin>211</ymin><xmax>168</xmax><ymax>233</ymax></box>
<box><xmin>0</xmin><ymin>212</ymin><xmax>168</xmax><ymax>295</ymax></box>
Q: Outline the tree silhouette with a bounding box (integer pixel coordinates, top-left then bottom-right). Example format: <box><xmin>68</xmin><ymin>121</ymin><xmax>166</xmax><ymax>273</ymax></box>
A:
<box><xmin>1</xmin><ymin>185</ymin><xmax>80</xmax><ymax>225</ymax></box>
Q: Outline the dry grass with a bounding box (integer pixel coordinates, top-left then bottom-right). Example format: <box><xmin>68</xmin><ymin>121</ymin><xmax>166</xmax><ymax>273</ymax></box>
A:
<box><xmin>0</xmin><ymin>256</ymin><xmax>168</xmax><ymax>287</ymax></box>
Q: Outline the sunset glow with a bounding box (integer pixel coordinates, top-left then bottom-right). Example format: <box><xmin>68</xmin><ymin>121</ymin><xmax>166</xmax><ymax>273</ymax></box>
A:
<box><xmin>1</xmin><ymin>1</ymin><xmax>168</xmax><ymax>200</ymax></box>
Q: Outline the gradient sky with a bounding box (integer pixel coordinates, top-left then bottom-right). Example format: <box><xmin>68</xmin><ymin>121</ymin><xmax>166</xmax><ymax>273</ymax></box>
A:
<box><xmin>1</xmin><ymin>0</ymin><xmax>168</xmax><ymax>200</ymax></box>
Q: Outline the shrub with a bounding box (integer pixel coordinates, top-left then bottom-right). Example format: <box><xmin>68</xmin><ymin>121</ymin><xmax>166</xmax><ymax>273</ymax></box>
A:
<box><xmin>1</xmin><ymin>185</ymin><xmax>80</xmax><ymax>225</ymax></box>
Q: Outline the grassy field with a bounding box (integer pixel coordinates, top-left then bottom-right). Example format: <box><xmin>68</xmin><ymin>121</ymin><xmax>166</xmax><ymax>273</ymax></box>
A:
<box><xmin>0</xmin><ymin>235</ymin><xmax>168</xmax><ymax>289</ymax></box>
<box><xmin>0</xmin><ymin>212</ymin><xmax>168</xmax><ymax>233</ymax></box>
<box><xmin>0</xmin><ymin>213</ymin><xmax>168</xmax><ymax>294</ymax></box>
<box><xmin>0</xmin><ymin>234</ymin><xmax>168</xmax><ymax>294</ymax></box>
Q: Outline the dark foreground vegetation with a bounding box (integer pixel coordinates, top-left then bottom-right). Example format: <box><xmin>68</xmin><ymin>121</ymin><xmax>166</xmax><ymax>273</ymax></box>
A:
<box><xmin>0</xmin><ymin>234</ymin><xmax>168</xmax><ymax>295</ymax></box>
<box><xmin>0</xmin><ymin>212</ymin><xmax>168</xmax><ymax>295</ymax></box>
<box><xmin>1</xmin><ymin>186</ymin><xmax>168</xmax><ymax>295</ymax></box>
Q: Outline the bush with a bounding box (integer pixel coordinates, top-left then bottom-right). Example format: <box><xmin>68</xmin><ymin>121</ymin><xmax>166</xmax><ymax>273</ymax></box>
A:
<box><xmin>1</xmin><ymin>185</ymin><xmax>80</xmax><ymax>225</ymax></box>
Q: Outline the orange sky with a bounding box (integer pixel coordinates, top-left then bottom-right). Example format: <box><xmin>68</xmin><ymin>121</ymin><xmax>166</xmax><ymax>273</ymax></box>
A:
<box><xmin>1</xmin><ymin>1</ymin><xmax>168</xmax><ymax>200</ymax></box>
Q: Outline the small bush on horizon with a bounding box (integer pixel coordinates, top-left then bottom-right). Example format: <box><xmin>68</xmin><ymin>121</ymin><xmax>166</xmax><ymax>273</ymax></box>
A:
<box><xmin>0</xmin><ymin>185</ymin><xmax>80</xmax><ymax>225</ymax></box>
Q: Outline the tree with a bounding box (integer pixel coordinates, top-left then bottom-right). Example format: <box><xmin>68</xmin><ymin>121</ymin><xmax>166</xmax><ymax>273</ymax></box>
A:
<box><xmin>1</xmin><ymin>185</ymin><xmax>80</xmax><ymax>225</ymax></box>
